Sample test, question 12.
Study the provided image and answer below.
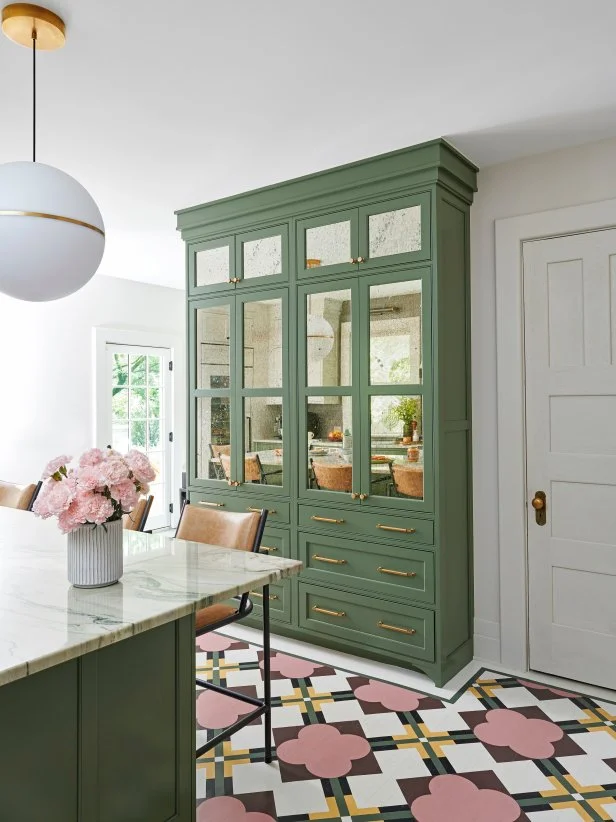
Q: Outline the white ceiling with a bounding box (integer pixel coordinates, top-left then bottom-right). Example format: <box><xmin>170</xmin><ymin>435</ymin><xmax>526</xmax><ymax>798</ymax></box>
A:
<box><xmin>2</xmin><ymin>0</ymin><xmax>616</xmax><ymax>289</ymax></box>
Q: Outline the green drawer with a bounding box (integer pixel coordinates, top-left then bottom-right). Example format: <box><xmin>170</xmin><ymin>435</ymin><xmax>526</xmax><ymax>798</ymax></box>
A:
<box><xmin>259</xmin><ymin>526</ymin><xmax>290</xmax><ymax>558</ymax></box>
<box><xmin>248</xmin><ymin>580</ymin><xmax>291</xmax><ymax>624</ymax></box>
<box><xmin>298</xmin><ymin>503</ymin><xmax>433</xmax><ymax>546</ymax></box>
<box><xmin>299</xmin><ymin>532</ymin><xmax>434</xmax><ymax>605</ymax></box>
<box><xmin>189</xmin><ymin>490</ymin><xmax>290</xmax><ymax>525</ymax></box>
<box><xmin>299</xmin><ymin>582</ymin><xmax>435</xmax><ymax>662</ymax></box>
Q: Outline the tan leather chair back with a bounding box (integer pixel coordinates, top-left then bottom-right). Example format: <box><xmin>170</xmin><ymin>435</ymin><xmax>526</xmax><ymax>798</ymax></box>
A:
<box><xmin>244</xmin><ymin>455</ymin><xmax>261</xmax><ymax>483</ymax></box>
<box><xmin>0</xmin><ymin>481</ymin><xmax>38</xmax><ymax>511</ymax></box>
<box><xmin>176</xmin><ymin>505</ymin><xmax>262</xmax><ymax>552</ymax></box>
<box><xmin>211</xmin><ymin>444</ymin><xmax>231</xmax><ymax>457</ymax></box>
<box><xmin>312</xmin><ymin>462</ymin><xmax>353</xmax><ymax>492</ymax></box>
<box><xmin>123</xmin><ymin>495</ymin><xmax>154</xmax><ymax>531</ymax></box>
<box><xmin>392</xmin><ymin>465</ymin><xmax>424</xmax><ymax>499</ymax></box>
<box><xmin>219</xmin><ymin>453</ymin><xmax>232</xmax><ymax>481</ymax></box>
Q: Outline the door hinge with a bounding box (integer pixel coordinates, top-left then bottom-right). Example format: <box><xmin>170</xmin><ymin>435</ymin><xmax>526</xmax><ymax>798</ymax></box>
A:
<box><xmin>168</xmin><ymin>431</ymin><xmax>174</xmax><ymax>443</ymax></box>
<box><xmin>169</xmin><ymin>502</ymin><xmax>174</xmax><ymax>514</ymax></box>
<box><xmin>168</xmin><ymin>360</ymin><xmax>173</xmax><ymax>372</ymax></box>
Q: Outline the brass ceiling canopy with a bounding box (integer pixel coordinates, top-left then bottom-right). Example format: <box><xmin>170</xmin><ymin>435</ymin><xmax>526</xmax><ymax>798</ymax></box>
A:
<box><xmin>1</xmin><ymin>3</ymin><xmax>65</xmax><ymax>50</ymax></box>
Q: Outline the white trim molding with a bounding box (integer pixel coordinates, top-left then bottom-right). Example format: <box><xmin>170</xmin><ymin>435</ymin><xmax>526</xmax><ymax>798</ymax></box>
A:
<box><xmin>473</xmin><ymin>618</ymin><xmax>501</xmax><ymax>663</ymax></box>
<box><xmin>495</xmin><ymin>196</ymin><xmax>616</xmax><ymax>672</ymax></box>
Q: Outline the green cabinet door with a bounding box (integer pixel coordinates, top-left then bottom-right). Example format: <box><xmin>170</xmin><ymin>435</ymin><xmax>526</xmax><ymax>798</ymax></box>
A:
<box><xmin>188</xmin><ymin>235</ymin><xmax>236</xmax><ymax>296</ymax></box>
<box><xmin>235</xmin><ymin>223</ymin><xmax>289</xmax><ymax>288</ymax></box>
<box><xmin>357</xmin><ymin>192</ymin><xmax>431</xmax><ymax>271</ymax></box>
<box><xmin>296</xmin><ymin>209</ymin><xmax>359</xmax><ymax>278</ymax></box>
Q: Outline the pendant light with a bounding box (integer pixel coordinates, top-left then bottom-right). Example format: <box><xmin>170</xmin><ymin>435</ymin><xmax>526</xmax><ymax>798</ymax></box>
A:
<box><xmin>0</xmin><ymin>4</ymin><xmax>105</xmax><ymax>302</ymax></box>
<box><xmin>306</xmin><ymin>295</ymin><xmax>334</xmax><ymax>362</ymax></box>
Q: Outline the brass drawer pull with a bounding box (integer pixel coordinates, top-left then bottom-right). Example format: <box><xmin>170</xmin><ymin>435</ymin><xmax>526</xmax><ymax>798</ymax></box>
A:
<box><xmin>377</xmin><ymin>524</ymin><xmax>416</xmax><ymax>534</ymax></box>
<box><xmin>250</xmin><ymin>591</ymin><xmax>279</xmax><ymax>600</ymax></box>
<box><xmin>312</xmin><ymin>554</ymin><xmax>347</xmax><ymax>565</ymax></box>
<box><xmin>378</xmin><ymin>566</ymin><xmax>417</xmax><ymax>578</ymax></box>
<box><xmin>357</xmin><ymin>256</ymin><xmax>366</xmax><ymax>263</ymax></box>
<box><xmin>378</xmin><ymin>620</ymin><xmax>416</xmax><ymax>636</ymax></box>
<box><xmin>247</xmin><ymin>507</ymin><xmax>277</xmax><ymax>515</ymax></box>
<box><xmin>313</xmin><ymin>605</ymin><xmax>346</xmax><ymax>618</ymax></box>
<box><xmin>260</xmin><ymin>545</ymin><xmax>278</xmax><ymax>553</ymax></box>
<box><xmin>198</xmin><ymin>501</ymin><xmax>225</xmax><ymax>508</ymax></box>
<box><xmin>311</xmin><ymin>515</ymin><xmax>345</xmax><ymax>524</ymax></box>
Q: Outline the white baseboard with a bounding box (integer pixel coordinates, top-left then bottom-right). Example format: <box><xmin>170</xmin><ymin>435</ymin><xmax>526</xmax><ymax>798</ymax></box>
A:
<box><xmin>474</xmin><ymin>618</ymin><xmax>501</xmax><ymax>663</ymax></box>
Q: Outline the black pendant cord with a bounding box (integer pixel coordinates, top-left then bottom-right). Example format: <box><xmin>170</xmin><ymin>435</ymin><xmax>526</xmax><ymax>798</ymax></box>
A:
<box><xmin>32</xmin><ymin>28</ymin><xmax>37</xmax><ymax>162</ymax></box>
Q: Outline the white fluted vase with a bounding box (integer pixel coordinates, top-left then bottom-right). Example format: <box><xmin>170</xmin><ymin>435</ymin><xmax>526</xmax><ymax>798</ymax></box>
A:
<box><xmin>67</xmin><ymin>519</ymin><xmax>123</xmax><ymax>588</ymax></box>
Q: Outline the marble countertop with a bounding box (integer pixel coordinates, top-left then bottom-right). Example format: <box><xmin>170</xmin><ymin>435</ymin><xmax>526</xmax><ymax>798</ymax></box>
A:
<box><xmin>0</xmin><ymin>508</ymin><xmax>302</xmax><ymax>687</ymax></box>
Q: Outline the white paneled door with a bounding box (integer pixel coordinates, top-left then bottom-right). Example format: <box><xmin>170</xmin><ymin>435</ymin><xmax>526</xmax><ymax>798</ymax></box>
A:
<box><xmin>524</xmin><ymin>230</ymin><xmax>616</xmax><ymax>689</ymax></box>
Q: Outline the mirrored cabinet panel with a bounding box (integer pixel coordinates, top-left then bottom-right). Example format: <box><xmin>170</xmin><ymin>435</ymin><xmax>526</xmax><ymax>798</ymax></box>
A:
<box><xmin>243</xmin><ymin>235</ymin><xmax>282</xmax><ymax>280</ymax></box>
<box><xmin>197</xmin><ymin>304</ymin><xmax>231</xmax><ymax>390</ymax></box>
<box><xmin>307</xmin><ymin>397</ymin><xmax>354</xmax><ymax>496</ymax></box>
<box><xmin>244</xmin><ymin>297</ymin><xmax>282</xmax><ymax>389</ymax></box>
<box><xmin>196</xmin><ymin>396</ymin><xmax>231</xmax><ymax>481</ymax></box>
<box><xmin>306</xmin><ymin>220</ymin><xmax>351</xmax><ymax>269</ymax></box>
<box><xmin>369</xmin><ymin>395</ymin><xmax>423</xmax><ymax>500</ymax></box>
<box><xmin>242</xmin><ymin>397</ymin><xmax>284</xmax><ymax>486</ymax></box>
<box><xmin>195</xmin><ymin>241</ymin><xmax>232</xmax><ymax>289</ymax></box>
<box><xmin>306</xmin><ymin>288</ymin><xmax>352</xmax><ymax>391</ymax></box>
<box><xmin>369</xmin><ymin>280</ymin><xmax>422</xmax><ymax>385</ymax></box>
<box><xmin>368</xmin><ymin>205</ymin><xmax>421</xmax><ymax>259</ymax></box>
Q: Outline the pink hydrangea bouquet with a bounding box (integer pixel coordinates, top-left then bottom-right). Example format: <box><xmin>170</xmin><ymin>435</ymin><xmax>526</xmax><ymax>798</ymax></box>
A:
<box><xmin>33</xmin><ymin>447</ymin><xmax>156</xmax><ymax>534</ymax></box>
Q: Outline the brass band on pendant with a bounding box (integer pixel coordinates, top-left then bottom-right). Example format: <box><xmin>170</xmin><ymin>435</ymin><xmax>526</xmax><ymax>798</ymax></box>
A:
<box><xmin>0</xmin><ymin>209</ymin><xmax>105</xmax><ymax>237</ymax></box>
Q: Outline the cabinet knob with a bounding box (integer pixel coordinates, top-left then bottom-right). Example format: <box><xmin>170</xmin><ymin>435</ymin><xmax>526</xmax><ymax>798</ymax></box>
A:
<box><xmin>349</xmin><ymin>257</ymin><xmax>357</xmax><ymax>264</ymax></box>
<box><xmin>359</xmin><ymin>493</ymin><xmax>368</xmax><ymax>501</ymax></box>
<box><xmin>351</xmin><ymin>492</ymin><xmax>359</xmax><ymax>500</ymax></box>
<box><xmin>357</xmin><ymin>256</ymin><xmax>366</xmax><ymax>263</ymax></box>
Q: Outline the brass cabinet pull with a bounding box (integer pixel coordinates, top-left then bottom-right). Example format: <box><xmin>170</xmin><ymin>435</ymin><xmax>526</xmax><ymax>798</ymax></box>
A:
<box><xmin>349</xmin><ymin>257</ymin><xmax>357</xmax><ymax>264</ymax></box>
<box><xmin>377</xmin><ymin>566</ymin><xmax>417</xmax><ymax>578</ymax></box>
<box><xmin>247</xmin><ymin>506</ymin><xmax>276</xmax><ymax>514</ymax></box>
<box><xmin>198</xmin><ymin>501</ymin><xmax>225</xmax><ymax>508</ymax></box>
<box><xmin>359</xmin><ymin>493</ymin><xmax>368</xmax><ymax>500</ymax></box>
<box><xmin>377</xmin><ymin>524</ymin><xmax>416</xmax><ymax>534</ymax></box>
<box><xmin>250</xmin><ymin>591</ymin><xmax>279</xmax><ymax>600</ymax></box>
<box><xmin>351</xmin><ymin>492</ymin><xmax>359</xmax><ymax>500</ymax></box>
<box><xmin>357</xmin><ymin>256</ymin><xmax>366</xmax><ymax>263</ymax></box>
<box><xmin>228</xmin><ymin>480</ymin><xmax>240</xmax><ymax>487</ymax></box>
<box><xmin>378</xmin><ymin>620</ymin><xmax>416</xmax><ymax>635</ymax></box>
<box><xmin>312</xmin><ymin>605</ymin><xmax>346</xmax><ymax>618</ymax></box>
<box><xmin>312</xmin><ymin>554</ymin><xmax>347</xmax><ymax>565</ymax></box>
<box><xmin>311</xmin><ymin>515</ymin><xmax>345</xmax><ymax>524</ymax></box>
<box><xmin>259</xmin><ymin>545</ymin><xmax>278</xmax><ymax>553</ymax></box>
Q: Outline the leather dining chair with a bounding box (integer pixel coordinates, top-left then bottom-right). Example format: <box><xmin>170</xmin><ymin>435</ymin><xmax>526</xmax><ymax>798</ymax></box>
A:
<box><xmin>122</xmin><ymin>495</ymin><xmax>154</xmax><ymax>532</ymax></box>
<box><xmin>0</xmin><ymin>480</ymin><xmax>41</xmax><ymax>511</ymax></box>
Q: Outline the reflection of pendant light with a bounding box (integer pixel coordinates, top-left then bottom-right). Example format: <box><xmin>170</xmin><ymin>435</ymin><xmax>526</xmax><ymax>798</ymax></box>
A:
<box><xmin>307</xmin><ymin>295</ymin><xmax>334</xmax><ymax>361</ymax></box>
<box><xmin>0</xmin><ymin>4</ymin><xmax>105</xmax><ymax>302</ymax></box>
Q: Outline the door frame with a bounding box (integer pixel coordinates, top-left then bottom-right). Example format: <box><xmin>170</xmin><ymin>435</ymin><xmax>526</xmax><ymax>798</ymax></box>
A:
<box><xmin>93</xmin><ymin>327</ymin><xmax>183</xmax><ymax>529</ymax></box>
<box><xmin>495</xmin><ymin>196</ymin><xmax>616</xmax><ymax>672</ymax></box>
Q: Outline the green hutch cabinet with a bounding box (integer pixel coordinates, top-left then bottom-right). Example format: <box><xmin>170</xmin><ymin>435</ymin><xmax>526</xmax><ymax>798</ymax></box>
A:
<box><xmin>176</xmin><ymin>140</ymin><xmax>477</xmax><ymax>686</ymax></box>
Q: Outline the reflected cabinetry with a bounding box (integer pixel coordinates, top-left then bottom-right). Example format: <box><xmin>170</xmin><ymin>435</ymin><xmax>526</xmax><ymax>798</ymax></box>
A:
<box><xmin>177</xmin><ymin>139</ymin><xmax>477</xmax><ymax>686</ymax></box>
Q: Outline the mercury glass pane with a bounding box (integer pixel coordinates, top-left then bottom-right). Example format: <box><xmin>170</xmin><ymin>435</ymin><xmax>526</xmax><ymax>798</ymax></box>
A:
<box><xmin>243</xmin><ymin>398</ymin><xmax>284</xmax><ymax>486</ymax></box>
<box><xmin>369</xmin><ymin>206</ymin><xmax>421</xmax><ymax>258</ymax></box>
<box><xmin>196</xmin><ymin>397</ymin><xmax>231</xmax><ymax>481</ymax></box>
<box><xmin>306</xmin><ymin>289</ymin><xmax>351</xmax><ymax>388</ymax></box>
<box><xmin>305</xmin><ymin>220</ymin><xmax>351</xmax><ymax>268</ymax></box>
<box><xmin>197</xmin><ymin>305</ymin><xmax>230</xmax><ymax>389</ymax></box>
<box><xmin>307</xmin><ymin>398</ymin><xmax>352</xmax><ymax>495</ymax></box>
<box><xmin>244</xmin><ymin>298</ymin><xmax>282</xmax><ymax>389</ymax></box>
<box><xmin>196</xmin><ymin>244</ymin><xmax>230</xmax><ymax>287</ymax></box>
<box><xmin>369</xmin><ymin>280</ymin><xmax>422</xmax><ymax>385</ymax></box>
<box><xmin>370</xmin><ymin>395</ymin><xmax>423</xmax><ymax>500</ymax></box>
<box><xmin>243</xmin><ymin>235</ymin><xmax>282</xmax><ymax>279</ymax></box>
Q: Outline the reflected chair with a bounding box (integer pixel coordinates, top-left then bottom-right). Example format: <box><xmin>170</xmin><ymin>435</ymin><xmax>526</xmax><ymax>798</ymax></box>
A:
<box><xmin>309</xmin><ymin>459</ymin><xmax>353</xmax><ymax>492</ymax></box>
<box><xmin>0</xmin><ymin>480</ymin><xmax>41</xmax><ymax>511</ymax></box>
<box><xmin>220</xmin><ymin>452</ymin><xmax>282</xmax><ymax>485</ymax></box>
<box><xmin>174</xmin><ymin>504</ymin><xmax>270</xmax><ymax>759</ymax></box>
<box><xmin>123</xmin><ymin>495</ymin><xmax>154</xmax><ymax>532</ymax></box>
<box><xmin>209</xmin><ymin>444</ymin><xmax>231</xmax><ymax>480</ymax></box>
<box><xmin>390</xmin><ymin>464</ymin><xmax>424</xmax><ymax>499</ymax></box>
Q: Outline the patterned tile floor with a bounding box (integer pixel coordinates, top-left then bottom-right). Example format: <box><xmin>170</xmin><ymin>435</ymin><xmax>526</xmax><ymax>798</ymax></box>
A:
<box><xmin>195</xmin><ymin>632</ymin><xmax>616</xmax><ymax>821</ymax></box>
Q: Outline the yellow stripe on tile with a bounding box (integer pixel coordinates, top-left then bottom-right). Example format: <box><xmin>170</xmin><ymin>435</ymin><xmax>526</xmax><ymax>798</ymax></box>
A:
<box><xmin>309</xmin><ymin>796</ymin><xmax>340</xmax><ymax>819</ymax></box>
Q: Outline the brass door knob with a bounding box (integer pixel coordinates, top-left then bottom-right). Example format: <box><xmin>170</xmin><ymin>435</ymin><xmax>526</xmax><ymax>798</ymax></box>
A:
<box><xmin>531</xmin><ymin>495</ymin><xmax>545</xmax><ymax>511</ymax></box>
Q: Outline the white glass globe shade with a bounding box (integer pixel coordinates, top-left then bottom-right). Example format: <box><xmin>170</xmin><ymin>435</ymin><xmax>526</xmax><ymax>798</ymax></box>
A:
<box><xmin>0</xmin><ymin>162</ymin><xmax>105</xmax><ymax>302</ymax></box>
<box><xmin>307</xmin><ymin>314</ymin><xmax>334</xmax><ymax>361</ymax></box>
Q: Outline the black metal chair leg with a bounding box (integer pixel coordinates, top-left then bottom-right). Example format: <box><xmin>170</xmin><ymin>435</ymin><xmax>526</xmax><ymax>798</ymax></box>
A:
<box><xmin>263</xmin><ymin>583</ymin><xmax>272</xmax><ymax>763</ymax></box>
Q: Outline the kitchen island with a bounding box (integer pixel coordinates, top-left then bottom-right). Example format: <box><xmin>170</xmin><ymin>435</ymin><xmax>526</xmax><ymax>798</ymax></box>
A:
<box><xmin>0</xmin><ymin>507</ymin><xmax>301</xmax><ymax>821</ymax></box>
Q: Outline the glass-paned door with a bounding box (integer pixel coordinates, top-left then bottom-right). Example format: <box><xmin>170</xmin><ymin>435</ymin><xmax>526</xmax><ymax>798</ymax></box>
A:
<box><xmin>236</xmin><ymin>289</ymin><xmax>288</xmax><ymax>495</ymax></box>
<box><xmin>297</xmin><ymin>210</ymin><xmax>359</xmax><ymax>278</ymax></box>
<box><xmin>191</xmin><ymin>297</ymin><xmax>235</xmax><ymax>489</ymax></box>
<box><xmin>299</xmin><ymin>279</ymin><xmax>360</xmax><ymax>502</ymax></box>
<box><xmin>358</xmin><ymin>193</ymin><xmax>431</xmax><ymax>271</ymax></box>
<box><xmin>358</xmin><ymin>267</ymin><xmax>432</xmax><ymax>511</ymax></box>
<box><xmin>188</xmin><ymin>236</ymin><xmax>235</xmax><ymax>296</ymax></box>
<box><xmin>105</xmin><ymin>343</ymin><xmax>172</xmax><ymax>530</ymax></box>
<box><xmin>236</xmin><ymin>224</ymin><xmax>289</xmax><ymax>287</ymax></box>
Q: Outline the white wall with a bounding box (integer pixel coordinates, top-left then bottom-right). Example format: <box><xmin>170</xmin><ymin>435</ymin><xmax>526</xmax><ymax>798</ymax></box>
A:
<box><xmin>470</xmin><ymin>136</ymin><xmax>616</xmax><ymax>661</ymax></box>
<box><xmin>0</xmin><ymin>275</ymin><xmax>185</xmax><ymax>520</ymax></box>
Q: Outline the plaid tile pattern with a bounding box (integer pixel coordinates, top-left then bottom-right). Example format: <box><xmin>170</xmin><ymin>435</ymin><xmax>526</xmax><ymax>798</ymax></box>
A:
<box><xmin>195</xmin><ymin>635</ymin><xmax>616</xmax><ymax>821</ymax></box>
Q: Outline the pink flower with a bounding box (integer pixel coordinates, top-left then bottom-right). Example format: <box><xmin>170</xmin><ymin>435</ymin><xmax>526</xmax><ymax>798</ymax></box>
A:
<box><xmin>125</xmin><ymin>449</ymin><xmax>156</xmax><ymax>483</ymax></box>
<box><xmin>75</xmin><ymin>465</ymin><xmax>104</xmax><ymax>492</ymax></box>
<box><xmin>111</xmin><ymin>479</ymin><xmax>138</xmax><ymax>511</ymax></box>
<box><xmin>78</xmin><ymin>448</ymin><xmax>105</xmax><ymax>468</ymax></box>
<box><xmin>100</xmin><ymin>456</ymin><xmax>130</xmax><ymax>487</ymax></box>
<box><xmin>80</xmin><ymin>494</ymin><xmax>115</xmax><ymax>526</ymax></box>
<box><xmin>277</xmin><ymin>724</ymin><xmax>371</xmax><ymax>778</ymax></box>
<box><xmin>57</xmin><ymin>500</ymin><xmax>88</xmax><ymax>533</ymax></box>
<box><xmin>42</xmin><ymin>454</ymin><xmax>72</xmax><ymax>479</ymax></box>
<box><xmin>411</xmin><ymin>775</ymin><xmax>520</xmax><ymax>822</ymax></box>
<box><xmin>33</xmin><ymin>476</ymin><xmax>76</xmax><ymax>518</ymax></box>
<box><xmin>354</xmin><ymin>679</ymin><xmax>424</xmax><ymax>712</ymax></box>
<box><xmin>475</xmin><ymin>709</ymin><xmax>563</xmax><ymax>758</ymax></box>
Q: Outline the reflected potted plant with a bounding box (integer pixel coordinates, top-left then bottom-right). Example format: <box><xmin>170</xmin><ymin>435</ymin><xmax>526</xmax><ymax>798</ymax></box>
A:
<box><xmin>33</xmin><ymin>447</ymin><xmax>156</xmax><ymax>588</ymax></box>
<box><xmin>383</xmin><ymin>397</ymin><xmax>420</xmax><ymax>444</ymax></box>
